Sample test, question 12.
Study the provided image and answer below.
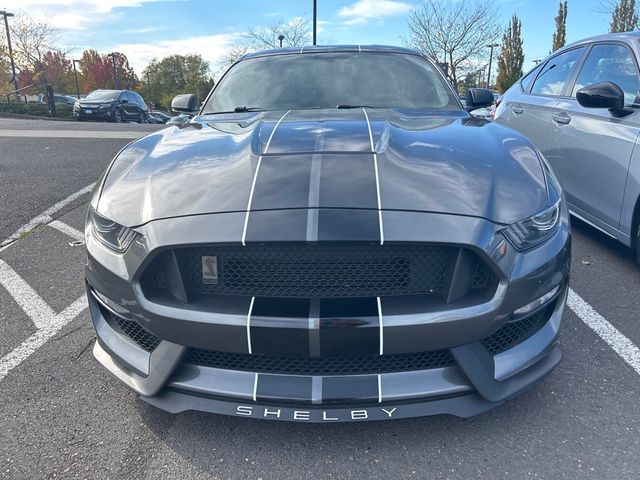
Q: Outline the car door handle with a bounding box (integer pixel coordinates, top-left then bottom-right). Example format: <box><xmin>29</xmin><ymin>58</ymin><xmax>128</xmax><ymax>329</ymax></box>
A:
<box><xmin>512</xmin><ymin>105</ymin><xmax>524</xmax><ymax>114</ymax></box>
<box><xmin>552</xmin><ymin>112</ymin><xmax>571</xmax><ymax>125</ymax></box>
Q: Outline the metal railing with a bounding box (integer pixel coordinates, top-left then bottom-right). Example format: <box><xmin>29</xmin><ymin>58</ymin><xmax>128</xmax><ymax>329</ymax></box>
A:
<box><xmin>1</xmin><ymin>80</ymin><xmax>56</xmax><ymax>116</ymax></box>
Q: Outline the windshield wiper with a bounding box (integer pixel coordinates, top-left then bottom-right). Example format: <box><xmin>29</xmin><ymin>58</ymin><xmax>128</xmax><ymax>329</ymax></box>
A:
<box><xmin>336</xmin><ymin>104</ymin><xmax>377</xmax><ymax>109</ymax></box>
<box><xmin>233</xmin><ymin>106</ymin><xmax>265</xmax><ymax>112</ymax></box>
<box><xmin>204</xmin><ymin>106</ymin><xmax>266</xmax><ymax>115</ymax></box>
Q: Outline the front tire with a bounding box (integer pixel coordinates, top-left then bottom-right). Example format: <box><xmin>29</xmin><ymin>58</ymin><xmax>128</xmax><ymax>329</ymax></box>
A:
<box><xmin>113</xmin><ymin>109</ymin><xmax>123</xmax><ymax>123</ymax></box>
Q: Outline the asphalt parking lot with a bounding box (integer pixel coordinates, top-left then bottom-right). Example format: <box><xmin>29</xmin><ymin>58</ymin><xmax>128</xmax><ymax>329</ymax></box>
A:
<box><xmin>1</xmin><ymin>118</ymin><xmax>639</xmax><ymax>479</ymax></box>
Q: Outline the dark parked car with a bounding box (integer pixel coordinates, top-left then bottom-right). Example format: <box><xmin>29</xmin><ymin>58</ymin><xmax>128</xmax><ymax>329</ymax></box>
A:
<box><xmin>496</xmin><ymin>32</ymin><xmax>640</xmax><ymax>260</ymax></box>
<box><xmin>86</xmin><ymin>46</ymin><xmax>570</xmax><ymax>422</ymax></box>
<box><xmin>73</xmin><ymin>89</ymin><xmax>148</xmax><ymax>123</ymax></box>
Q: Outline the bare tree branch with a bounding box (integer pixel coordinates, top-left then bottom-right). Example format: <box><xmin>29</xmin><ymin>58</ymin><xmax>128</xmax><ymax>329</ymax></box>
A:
<box><xmin>404</xmin><ymin>0</ymin><xmax>501</xmax><ymax>91</ymax></box>
<box><xmin>218</xmin><ymin>17</ymin><xmax>311</xmax><ymax>73</ymax></box>
<box><xmin>9</xmin><ymin>12</ymin><xmax>61</xmax><ymax>71</ymax></box>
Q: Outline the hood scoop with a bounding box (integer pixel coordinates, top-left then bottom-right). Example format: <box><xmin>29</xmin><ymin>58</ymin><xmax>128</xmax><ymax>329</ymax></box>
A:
<box><xmin>263</xmin><ymin>118</ymin><xmax>373</xmax><ymax>155</ymax></box>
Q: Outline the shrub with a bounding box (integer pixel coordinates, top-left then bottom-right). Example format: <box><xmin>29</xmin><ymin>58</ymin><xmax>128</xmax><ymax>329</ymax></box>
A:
<box><xmin>0</xmin><ymin>101</ymin><xmax>75</xmax><ymax>119</ymax></box>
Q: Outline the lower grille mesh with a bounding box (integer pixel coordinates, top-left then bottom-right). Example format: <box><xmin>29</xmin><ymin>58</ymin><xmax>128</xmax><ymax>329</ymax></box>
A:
<box><xmin>481</xmin><ymin>305</ymin><xmax>552</xmax><ymax>355</ymax></box>
<box><xmin>185</xmin><ymin>349</ymin><xmax>455</xmax><ymax>376</ymax></box>
<box><xmin>109</xmin><ymin>313</ymin><xmax>161</xmax><ymax>353</ymax></box>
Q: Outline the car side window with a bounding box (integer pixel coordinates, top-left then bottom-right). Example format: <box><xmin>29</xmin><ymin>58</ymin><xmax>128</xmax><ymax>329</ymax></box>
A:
<box><xmin>531</xmin><ymin>48</ymin><xmax>584</xmax><ymax>96</ymax></box>
<box><xmin>572</xmin><ymin>44</ymin><xmax>640</xmax><ymax>104</ymax></box>
<box><xmin>521</xmin><ymin>63</ymin><xmax>543</xmax><ymax>93</ymax></box>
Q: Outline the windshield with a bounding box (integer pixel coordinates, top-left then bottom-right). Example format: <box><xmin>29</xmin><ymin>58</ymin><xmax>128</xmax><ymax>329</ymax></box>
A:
<box><xmin>84</xmin><ymin>90</ymin><xmax>119</xmax><ymax>101</ymax></box>
<box><xmin>203</xmin><ymin>52</ymin><xmax>458</xmax><ymax>113</ymax></box>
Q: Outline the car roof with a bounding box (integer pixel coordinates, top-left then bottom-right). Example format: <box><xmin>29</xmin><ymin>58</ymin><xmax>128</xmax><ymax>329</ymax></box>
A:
<box><xmin>558</xmin><ymin>31</ymin><xmax>640</xmax><ymax>52</ymax></box>
<box><xmin>241</xmin><ymin>45</ymin><xmax>423</xmax><ymax>61</ymax></box>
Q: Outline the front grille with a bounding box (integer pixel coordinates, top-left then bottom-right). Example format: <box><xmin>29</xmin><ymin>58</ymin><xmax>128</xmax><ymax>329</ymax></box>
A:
<box><xmin>185</xmin><ymin>349</ymin><xmax>455</xmax><ymax>375</ymax></box>
<box><xmin>175</xmin><ymin>244</ymin><xmax>486</xmax><ymax>299</ymax></box>
<box><xmin>109</xmin><ymin>313</ymin><xmax>161</xmax><ymax>353</ymax></box>
<box><xmin>481</xmin><ymin>305</ymin><xmax>553</xmax><ymax>355</ymax></box>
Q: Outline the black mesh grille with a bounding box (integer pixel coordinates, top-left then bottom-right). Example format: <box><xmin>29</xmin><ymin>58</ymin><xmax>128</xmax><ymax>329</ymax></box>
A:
<box><xmin>471</xmin><ymin>259</ymin><xmax>493</xmax><ymax>290</ymax></box>
<box><xmin>180</xmin><ymin>244</ymin><xmax>459</xmax><ymax>298</ymax></box>
<box><xmin>110</xmin><ymin>313</ymin><xmax>161</xmax><ymax>353</ymax></box>
<box><xmin>185</xmin><ymin>349</ymin><xmax>455</xmax><ymax>375</ymax></box>
<box><xmin>481</xmin><ymin>306</ymin><xmax>552</xmax><ymax>355</ymax></box>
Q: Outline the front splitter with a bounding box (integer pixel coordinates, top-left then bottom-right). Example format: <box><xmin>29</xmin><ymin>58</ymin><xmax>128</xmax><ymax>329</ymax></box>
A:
<box><xmin>139</xmin><ymin>388</ymin><xmax>502</xmax><ymax>422</ymax></box>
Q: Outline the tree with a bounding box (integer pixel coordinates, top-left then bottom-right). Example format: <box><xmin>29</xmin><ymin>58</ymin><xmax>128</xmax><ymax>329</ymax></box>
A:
<box><xmin>551</xmin><ymin>1</ymin><xmax>568</xmax><ymax>52</ymax></box>
<box><xmin>405</xmin><ymin>0</ymin><xmax>501</xmax><ymax>92</ymax></box>
<box><xmin>9</xmin><ymin>12</ymin><xmax>60</xmax><ymax>72</ymax></box>
<box><xmin>77</xmin><ymin>50</ymin><xmax>137</xmax><ymax>92</ymax></box>
<box><xmin>496</xmin><ymin>14</ymin><xmax>524</xmax><ymax>93</ymax></box>
<box><xmin>141</xmin><ymin>54</ymin><xmax>214</xmax><ymax>109</ymax></box>
<box><xmin>0</xmin><ymin>44</ymin><xmax>11</xmax><ymax>91</ymax></box>
<box><xmin>609</xmin><ymin>0</ymin><xmax>638</xmax><ymax>32</ymax></box>
<box><xmin>220</xmin><ymin>17</ymin><xmax>311</xmax><ymax>70</ymax></box>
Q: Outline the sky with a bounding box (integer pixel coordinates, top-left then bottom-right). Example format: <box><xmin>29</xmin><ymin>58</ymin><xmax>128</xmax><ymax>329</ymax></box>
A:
<box><xmin>4</xmin><ymin>0</ymin><xmax>616</xmax><ymax>76</ymax></box>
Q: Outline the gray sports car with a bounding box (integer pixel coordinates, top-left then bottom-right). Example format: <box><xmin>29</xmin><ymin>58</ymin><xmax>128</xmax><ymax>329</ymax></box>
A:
<box><xmin>85</xmin><ymin>46</ymin><xmax>570</xmax><ymax>422</ymax></box>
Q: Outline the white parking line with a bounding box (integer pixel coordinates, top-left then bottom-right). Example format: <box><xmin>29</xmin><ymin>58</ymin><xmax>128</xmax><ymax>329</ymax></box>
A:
<box><xmin>0</xmin><ymin>260</ymin><xmax>56</xmax><ymax>329</ymax></box>
<box><xmin>48</xmin><ymin>220</ymin><xmax>84</xmax><ymax>242</ymax></box>
<box><xmin>0</xmin><ymin>182</ymin><xmax>94</xmax><ymax>251</ymax></box>
<box><xmin>568</xmin><ymin>288</ymin><xmax>640</xmax><ymax>375</ymax></box>
<box><xmin>0</xmin><ymin>183</ymin><xmax>94</xmax><ymax>384</ymax></box>
<box><xmin>0</xmin><ymin>295</ymin><xmax>87</xmax><ymax>382</ymax></box>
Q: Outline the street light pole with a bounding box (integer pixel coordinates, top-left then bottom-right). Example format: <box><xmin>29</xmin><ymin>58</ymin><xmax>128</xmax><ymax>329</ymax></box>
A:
<box><xmin>72</xmin><ymin>59</ymin><xmax>81</xmax><ymax>99</ymax></box>
<box><xmin>108</xmin><ymin>52</ymin><xmax>120</xmax><ymax>89</ymax></box>
<box><xmin>146</xmin><ymin>70</ymin><xmax>151</xmax><ymax>102</ymax></box>
<box><xmin>312</xmin><ymin>0</ymin><xmax>317</xmax><ymax>45</ymax></box>
<box><xmin>0</xmin><ymin>10</ymin><xmax>19</xmax><ymax>96</ymax></box>
<box><xmin>486</xmin><ymin>43</ymin><xmax>499</xmax><ymax>89</ymax></box>
<box><xmin>278</xmin><ymin>34</ymin><xmax>285</xmax><ymax>47</ymax></box>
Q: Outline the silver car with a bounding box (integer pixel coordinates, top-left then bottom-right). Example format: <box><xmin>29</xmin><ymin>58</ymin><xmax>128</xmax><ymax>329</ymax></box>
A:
<box><xmin>496</xmin><ymin>32</ymin><xmax>640</xmax><ymax>260</ymax></box>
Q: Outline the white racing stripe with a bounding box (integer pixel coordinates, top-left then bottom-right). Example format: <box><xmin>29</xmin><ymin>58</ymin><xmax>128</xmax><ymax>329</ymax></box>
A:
<box><xmin>48</xmin><ymin>220</ymin><xmax>84</xmax><ymax>242</ymax></box>
<box><xmin>0</xmin><ymin>260</ymin><xmax>56</xmax><ymax>329</ymax></box>
<box><xmin>241</xmin><ymin>110</ymin><xmax>292</xmax><ymax>246</ymax></box>
<box><xmin>247</xmin><ymin>296</ymin><xmax>255</xmax><ymax>354</ymax></box>
<box><xmin>377</xmin><ymin>296</ymin><xmax>384</xmax><ymax>355</ymax></box>
<box><xmin>253</xmin><ymin>373</ymin><xmax>259</xmax><ymax>401</ymax></box>
<box><xmin>0</xmin><ymin>295</ymin><xmax>87</xmax><ymax>382</ymax></box>
<box><xmin>362</xmin><ymin>108</ymin><xmax>384</xmax><ymax>245</ymax></box>
<box><xmin>568</xmin><ymin>288</ymin><xmax>640</xmax><ymax>375</ymax></box>
<box><xmin>0</xmin><ymin>182</ymin><xmax>95</xmax><ymax>250</ymax></box>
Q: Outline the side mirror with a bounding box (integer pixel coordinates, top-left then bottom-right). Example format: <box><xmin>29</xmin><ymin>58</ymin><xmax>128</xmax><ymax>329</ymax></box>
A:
<box><xmin>171</xmin><ymin>94</ymin><xmax>199</xmax><ymax>113</ymax></box>
<box><xmin>120</xmin><ymin>99</ymin><xmax>128</xmax><ymax>104</ymax></box>
<box><xmin>576</xmin><ymin>81</ymin><xmax>626</xmax><ymax>113</ymax></box>
<box><xmin>465</xmin><ymin>88</ymin><xmax>494</xmax><ymax>111</ymax></box>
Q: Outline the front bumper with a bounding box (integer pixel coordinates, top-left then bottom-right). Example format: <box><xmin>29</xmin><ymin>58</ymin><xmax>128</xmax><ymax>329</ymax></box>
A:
<box><xmin>86</xmin><ymin>208</ymin><xmax>570</xmax><ymax>422</ymax></box>
<box><xmin>75</xmin><ymin>108</ymin><xmax>112</xmax><ymax>121</ymax></box>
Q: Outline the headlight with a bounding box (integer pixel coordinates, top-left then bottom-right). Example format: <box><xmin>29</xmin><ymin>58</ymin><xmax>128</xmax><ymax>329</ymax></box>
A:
<box><xmin>98</xmin><ymin>104</ymin><xmax>111</xmax><ymax>109</ymax></box>
<box><xmin>502</xmin><ymin>199</ymin><xmax>561</xmax><ymax>251</ymax></box>
<box><xmin>87</xmin><ymin>208</ymin><xmax>137</xmax><ymax>253</ymax></box>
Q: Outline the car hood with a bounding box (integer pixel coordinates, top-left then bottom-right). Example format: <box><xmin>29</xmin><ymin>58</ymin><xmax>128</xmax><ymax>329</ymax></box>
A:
<box><xmin>96</xmin><ymin>109</ymin><xmax>548</xmax><ymax>227</ymax></box>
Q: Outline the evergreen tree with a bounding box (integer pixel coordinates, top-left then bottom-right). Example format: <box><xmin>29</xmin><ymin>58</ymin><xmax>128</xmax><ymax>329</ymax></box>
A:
<box><xmin>552</xmin><ymin>1</ymin><xmax>568</xmax><ymax>52</ymax></box>
<box><xmin>496</xmin><ymin>14</ymin><xmax>524</xmax><ymax>93</ymax></box>
<box><xmin>610</xmin><ymin>0</ymin><xmax>638</xmax><ymax>32</ymax></box>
